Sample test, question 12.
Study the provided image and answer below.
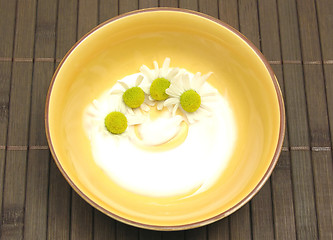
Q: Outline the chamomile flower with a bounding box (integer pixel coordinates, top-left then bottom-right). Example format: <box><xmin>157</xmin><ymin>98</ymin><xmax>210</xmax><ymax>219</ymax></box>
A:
<box><xmin>110</xmin><ymin>75</ymin><xmax>154</xmax><ymax>113</ymax></box>
<box><xmin>84</xmin><ymin>96</ymin><xmax>145</xmax><ymax>140</ymax></box>
<box><xmin>140</xmin><ymin>58</ymin><xmax>179</xmax><ymax>110</ymax></box>
<box><xmin>164</xmin><ymin>71</ymin><xmax>218</xmax><ymax>123</ymax></box>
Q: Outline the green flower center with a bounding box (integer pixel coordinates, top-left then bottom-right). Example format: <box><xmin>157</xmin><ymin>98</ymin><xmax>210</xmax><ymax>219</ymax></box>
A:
<box><xmin>104</xmin><ymin>111</ymin><xmax>128</xmax><ymax>134</ymax></box>
<box><xmin>149</xmin><ymin>78</ymin><xmax>170</xmax><ymax>101</ymax></box>
<box><xmin>180</xmin><ymin>90</ymin><xmax>201</xmax><ymax>113</ymax></box>
<box><xmin>122</xmin><ymin>87</ymin><xmax>145</xmax><ymax>108</ymax></box>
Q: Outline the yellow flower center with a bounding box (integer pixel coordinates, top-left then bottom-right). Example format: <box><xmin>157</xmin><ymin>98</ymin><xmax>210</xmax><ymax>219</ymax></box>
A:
<box><xmin>180</xmin><ymin>90</ymin><xmax>201</xmax><ymax>113</ymax></box>
<box><xmin>122</xmin><ymin>87</ymin><xmax>145</xmax><ymax>108</ymax></box>
<box><xmin>104</xmin><ymin>111</ymin><xmax>128</xmax><ymax>134</ymax></box>
<box><xmin>149</xmin><ymin>78</ymin><xmax>170</xmax><ymax>101</ymax></box>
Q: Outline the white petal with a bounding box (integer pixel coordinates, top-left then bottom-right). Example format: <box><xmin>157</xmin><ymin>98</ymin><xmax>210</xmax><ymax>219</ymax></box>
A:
<box><xmin>182</xmin><ymin>73</ymin><xmax>191</xmax><ymax>90</ymax></box>
<box><xmin>169</xmin><ymin>82</ymin><xmax>184</xmax><ymax>96</ymax></box>
<box><xmin>127</xmin><ymin>114</ymin><xmax>146</xmax><ymax>125</ymax></box>
<box><xmin>164</xmin><ymin>97</ymin><xmax>179</xmax><ymax>107</ymax></box>
<box><xmin>127</xmin><ymin>107</ymin><xmax>134</xmax><ymax>114</ymax></box>
<box><xmin>166</xmin><ymin>104</ymin><xmax>173</xmax><ymax>112</ymax></box>
<box><xmin>140</xmin><ymin>103</ymin><xmax>150</xmax><ymax>112</ymax></box>
<box><xmin>185</xmin><ymin>111</ymin><xmax>195</xmax><ymax>124</ymax></box>
<box><xmin>145</xmin><ymin>96</ymin><xmax>155</xmax><ymax>106</ymax></box>
<box><xmin>140</xmin><ymin>65</ymin><xmax>154</xmax><ymax>82</ymax></box>
<box><xmin>166</xmin><ymin>87</ymin><xmax>180</xmax><ymax>98</ymax></box>
<box><xmin>167</xmin><ymin>67</ymin><xmax>179</xmax><ymax>80</ymax></box>
<box><xmin>192</xmin><ymin>72</ymin><xmax>202</xmax><ymax>89</ymax></box>
<box><xmin>141</xmin><ymin>84</ymin><xmax>150</xmax><ymax>94</ymax></box>
<box><xmin>133</xmin><ymin>108</ymin><xmax>143</xmax><ymax>115</ymax></box>
<box><xmin>197</xmin><ymin>107</ymin><xmax>212</xmax><ymax>117</ymax></box>
<box><xmin>173</xmin><ymin>76</ymin><xmax>186</xmax><ymax>92</ymax></box>
<box><xmin>172</xmin><ymin>103</ymin><xmax>179</xmax><ymax>116</ymax></box>
<box><xmin>157</xmin><ymin>101</ymin><xmax>164</xmax><ymax>110</ymax></box>
<box><xmin>135</xmin><ymin>75</ymin><xmax>144</xmax><ymax>86</ymax></box>
<box><xmin>118</xmin><ymin>80</ymin><xmax>130</xmax><ymax>90</ymax></box>
<box><xmin>153</xmin><ymin>61</ymin><xmax>159</xmax><ymax>79</ymax></box>
<box><xmin>109</xmin><ymin>89</ymin><xmax>123</xmax><ymax>95</ymax></box>
<box><xmin>160</xmin><ymin>58</ymin><xmax>170</xmax><ymax>77</ymax></box>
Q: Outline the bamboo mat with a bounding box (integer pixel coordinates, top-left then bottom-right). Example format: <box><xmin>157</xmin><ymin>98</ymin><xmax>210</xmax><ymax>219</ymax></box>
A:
<box><xmin>0</xmin><ymin>0</ymin><xmax>332</xmax><ymax>239</ymax></box>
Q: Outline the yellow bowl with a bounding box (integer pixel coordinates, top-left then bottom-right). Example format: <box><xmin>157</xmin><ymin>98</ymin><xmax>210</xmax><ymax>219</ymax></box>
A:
<box><xmin>45</xmin><ymin>8</ymin><xmax>285</xmax><ymax>230</ymax></box>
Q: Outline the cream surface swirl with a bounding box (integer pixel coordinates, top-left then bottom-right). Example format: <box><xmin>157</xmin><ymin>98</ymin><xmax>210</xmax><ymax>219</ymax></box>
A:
<box><xmin>83</xmin><ymin>71</ymin><xmax>237</xmax><ymax>197</ymax></box>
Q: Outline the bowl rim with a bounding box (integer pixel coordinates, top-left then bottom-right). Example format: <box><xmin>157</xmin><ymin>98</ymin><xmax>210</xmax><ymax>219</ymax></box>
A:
<box><xmin>45</xmin><ymin>7</ymin><xmax>285</xmax><ymax>231</ymax></box>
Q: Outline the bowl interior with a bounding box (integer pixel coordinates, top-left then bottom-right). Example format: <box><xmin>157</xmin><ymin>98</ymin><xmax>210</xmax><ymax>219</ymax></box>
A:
<box><xmin>46</xmin><ymin>9</ymin><xmax>283</xmax><ymax>229</ymax></box>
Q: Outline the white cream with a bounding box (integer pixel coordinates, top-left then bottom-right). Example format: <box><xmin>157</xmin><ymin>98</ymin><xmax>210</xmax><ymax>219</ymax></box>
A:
<box><xmin>84</xmin><ymin>72</ymin><xmax>237</xmax><ymax>198</ymax></box>
<box><xmin>137</xmin><ymin>112</ymin><xmax>183</xmax><ymax>146</ymax></box>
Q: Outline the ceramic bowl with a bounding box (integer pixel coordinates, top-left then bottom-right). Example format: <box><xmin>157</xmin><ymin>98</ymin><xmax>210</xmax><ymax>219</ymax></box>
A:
<box><xmin>45</xmin><ymin>8</ymin><xmax>285</xmax><ymax>230</ymax></box>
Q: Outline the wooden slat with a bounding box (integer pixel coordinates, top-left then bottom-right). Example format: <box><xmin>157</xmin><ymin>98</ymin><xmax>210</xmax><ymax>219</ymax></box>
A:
<box><xmin>207</xmin><ymin>218</ymin><xmax>229</xmax><ymax>240</ymax></box>
<box><xmin>56</xmin><ymin>0</ymin><xmax>78</xmax><ymax>60</ymax></box>
<box><xmin>1</xmin><ymin>150</ymin><xmax>27</xmax><ymax>239</ymax></box>
<box><xmin>0</xmin><ymin>150</ymin><xmax>5</xmax><ymax>230</ymax></box>
<box><xmin>139</xmin><ymin>229</ymin><xmax>162</xmax><ymax>240</ymax></box>
<box><xmin>218</xmin><ymin>0</ymin><xmax>239</xmax><ymax>30</ymax></box>
<box><xmin>0</xmin><ymin>62</ymin><xmax>12</xmax><ymax>145</ymax></box>
<box><xmin>28</xmin><ymin>0</ymin><xmax>55</xmax><ymax>146</ymax></box>
<box><xmin>93</xmin><ymin>210</ymin><xmax>116</xmax><ymax>240</ymax></box>
<box><xmin>258</xmin><ymin>0</ymin><xmax>281</xmax><ymax>62</ymax></box>
<box><xmin>29</xmin><ymin>62</ymin><xmax>54</xmax><ymax>146</ymax></box>
<box><xmin>323</xmin><ymin>64</ymin><xmax>333</xmax><ymax>149</ymax></box>
<box><xmin>119</xmin><ymin>0</ymin><xmax>138</xmax><ymax>15</ymax></box>
<box><xmin>162</xmin><ymin>231</ymin><xmax>185</xmax><ymax>240</ymax></box>
<box><xmin>251</xmin><ymin>181</ymin><xmax>275</xmax><ymax>240</ymax></box>
<box><xmin>185</xmin><ymin>226</ymin><xmax>207</xmax><ymax>240</ymax></box>
<box><xmin>198</xmin><ymin>0</ymin><xmax>218</xmax><ymax>18</ymax></box>
<box><xmin>271</xmin><ymin>64</ymin><xmax>289</xmax><ymax>148</ymax></box>
<box><xmin>179</xmin><ymin>0</ymin><xmax>198</xmax><ymax>11</ymax></box>
<box><xmin>23</xmin><ymin>150</ymin><xmax>50</xmax><ymax>239</ymax></box>
<box><xmin>276</xmin><ymin>0</ymin><xmax>302</xmax><ymax>61</ymax></box>
<box><xmin>271</xmin><ymin>151</ymin><xmax>297</xmax><ymax>240</ymax></box>
<box><xmin>77</xmin><ymin>0</ymin><xmax>98</xmax><ymax>39</ymax></box>
<box><xmin>282</xmin><ymin>64</ymin><xmax>310</xmax><ymax>147</ymax></box>
<box><xmin>316</xmin><ymin>0</ymin><xmax>333</xmax><ymax>61</ymax></box>
<box><xmin>46</xmin><ymin>2</ymin><xmax>77</xmax><ymax>238</ymax></box>
<box><xmin>238</xmin><ymin>0</ymin><xmax>260</xmax><ymax>49</ymax></box>
<box><xmin>47</xmin><ymin>159</ymin><xmax>71</xmax><ymax>240</ymax></box>
<box><xmin>311</xmin><ymin>151</ymin><xmax>333</xmax><ymax>239</ymax></box>
<box><xmin>34</xmin><ymin>0</ymin><xmax>57</xmax><ymax>58</ymax></box>
<box><xmin>229</xmin><ymin>203</ymin><xmax>252</xmax><ymax>240</ymax></box>
<box><xmin>317</xmin><ymin>0</ymin><xmax>333</xmax><ymax>151</ymax></box>
<box><xmin>290</xmin><ymin>150</ymin><xmax>318</xmax><ymax>240</ymax></box>
<box><xmin>13</xmin><ymin>0</ymin><xmax>37</xmax><ymax>58</ymax></box>
<box><xmin>0</xmin><ymin>0</ymin><xmax>16</xmax><ymax>57</ymax></box>
<box><xmin>99</xmin><ymin>0</ymin><xmax>118</xmax><ymax>24</ymax></box>
<box><xmin>71</xmin><ymin>192</ymin><xmax>94</xmax><ymax>240</ymax></box>
<box><xmin>295</xmin><ymin>0</ymin><xmax>321</xmax><ymax>61</ymax></box>
<box><xmin>6</xmin><ymin>0</ymin><xmax>36</xmax><ymax>146</ymax></box>
<box><xmin>159</xmin><ymin>0</ymin><xmax>178</xmax><ymax>7</ymax></box>
<box><xmin>139</xmin><ymin>0</ymin><xmax>158</xmax><ymax>9</ymax></box>
<box><xmin>116</xmin><ymin>222</ymin><xmax>138</xmax><ymax>240</ymax></box>
<box><xmin>7</xmin><ymin>62</ymin><xmax>33</xmax><ymax>146</ymax></box>
<box><xmin>302</xmin><ymin>64</ymin><xmax>330</xmax><ymax>147</ymax></box>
